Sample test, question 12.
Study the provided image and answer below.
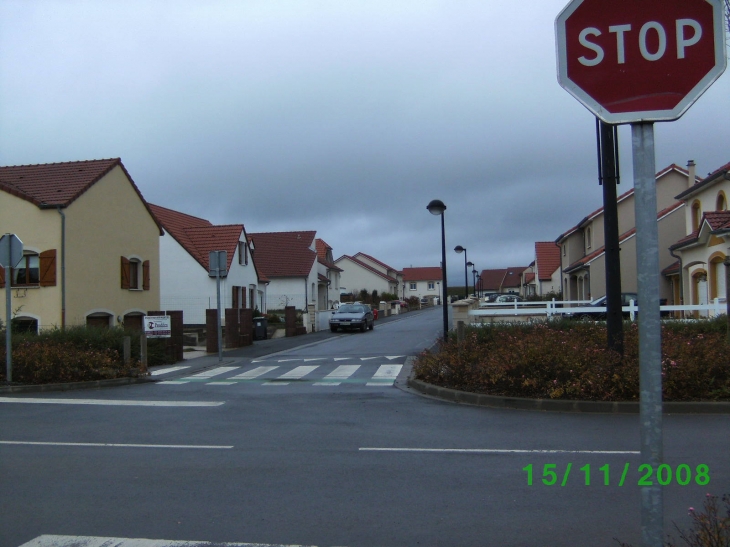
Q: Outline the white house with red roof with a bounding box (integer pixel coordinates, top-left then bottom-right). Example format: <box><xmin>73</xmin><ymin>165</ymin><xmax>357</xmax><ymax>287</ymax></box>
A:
<box><xmin>668</xmin><ymin>160</ymin><xmax>730</xmax><ymax>311</ymax></box>
<box><xmin>150</xmin><ymin>204</ymin><xmax>263</xmax><ymax>326</ymax></box>
<box><xmin>0</xmin><ymin>158</ymin><xmax>162</xmax><ymax>332</ymax></box>
<box><xmin>315</xmin><ymin>239</ymin><xmax>343</xmax><ymax>309</ymax></box>
<box><xmin>555</xmin><ymin>164</ymin><xmax>687</xmax><ymax>303</ymax></box>
<box><xmin>402</xmin><ymin>267</ymin><xmax>443</xmax><ymax>302</ymax></box>
<box><xmin>335</xmin><ymin>253</ymin><xmax>401</xmax><ymax>299</ymax></box>
<box><xmin>248</xmin><ymin>231</ymin><xmax>327</xmax><ymax>315</ymax></box>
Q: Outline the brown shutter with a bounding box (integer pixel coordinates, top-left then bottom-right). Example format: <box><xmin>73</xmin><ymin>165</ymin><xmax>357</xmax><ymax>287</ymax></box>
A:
<box><xmin>121</xmin><ymin>256</ymin><xmax>130</xmax><ymax>289</ymax></box>
<box><xmin>142</xmin><ymin>260</ymin><xmax>150</xmax><ymax>290</ymax></box>
<box><xmin>0</xmin><ymin>266</ymin><xmax>5</xmax><ymax>288</ymax></box>
<box><xmin>39</xmin><ymin>249</ymin><xmax>57</xmax><ymax>287</ymax></box>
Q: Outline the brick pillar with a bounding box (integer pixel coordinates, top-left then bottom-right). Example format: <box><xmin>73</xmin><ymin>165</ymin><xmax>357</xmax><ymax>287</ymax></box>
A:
<box><xmin>225</xmin><ymin>308</ymin><xmax>240</xmax><ymax>348</ymax></box>
<box><xmin>206</xmin><ymin>309</ymin><xmax>219</xmax><ymax>353</ymax></box>
<box><xmin>285</xmin><ymin>306</ymin><xmax>297</xmax><ymax>337</ymax></box>
<box><xmin>168</xmin><ymin>310</ymin><xmax>184</xmax><ymax>362</ymax></box>
<box><xmin>240</xmin><ymin>308</ymin><xmax>253</xmax><ymax>347</ymax></box>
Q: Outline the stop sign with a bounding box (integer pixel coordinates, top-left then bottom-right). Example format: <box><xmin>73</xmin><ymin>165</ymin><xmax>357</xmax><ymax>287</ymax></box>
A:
<box><xmin>556</xmin><ymin>0</ymin><xmax>726</xmax><ymax>124</ymax></box>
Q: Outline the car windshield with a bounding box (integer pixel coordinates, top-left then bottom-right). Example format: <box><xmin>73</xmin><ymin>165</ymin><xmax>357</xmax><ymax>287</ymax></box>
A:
<box><xmin>338</xmin><ymin>305</ymin><xmax>364</xmax><ymax>313</ymax></box>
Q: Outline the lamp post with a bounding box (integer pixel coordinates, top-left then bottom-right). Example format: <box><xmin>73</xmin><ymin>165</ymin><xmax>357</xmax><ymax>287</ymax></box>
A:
<box><xmin>454</xmin><ymin>245</ymin><xmax>468</xmax><ymax>299</ymax></box>
<box><xmin>471</xmin><ymin>267</ymin><xmax>477</xmax><ymax>298</ymax></box>
<box><xmin>466</xmin><ymin>261</ymin><xmax>474</xmax><ymax>297</ymax></box>
<box><xmin>476</xmin><ymin>274</ymin><xmax>482</xmax><ymax>298</ymax></box>
<box><xmin>428</xmin><ymin>200</ymin><xmax>449</xmax><ymax>337</ymax></box>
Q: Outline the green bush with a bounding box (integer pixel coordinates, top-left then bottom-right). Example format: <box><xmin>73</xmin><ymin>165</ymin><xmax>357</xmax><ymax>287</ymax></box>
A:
<box><xmin>0</xmin><ymin>325</ymin><xmax>174</xmax><ymax>384</ymax></box>
<box><xmin>413</xmin><ymin>318</ymin><xmax>730</xmax><ymax>402</ymax></box>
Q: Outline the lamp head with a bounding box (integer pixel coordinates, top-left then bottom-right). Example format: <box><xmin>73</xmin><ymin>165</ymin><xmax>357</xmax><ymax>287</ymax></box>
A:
<box><xmin>467</xmin><ymin>261</ymin><xmax>474</xmax><ymax>267</ymax></box>
<box><xmin>426</xmin><ymin>199</ymin><xmax>446</xmax><ymax>216</ymax></box>
<box><xmin>454</xmin><ymin>245</ymin><xmax>465</xmax><ymax>253</ymax></box>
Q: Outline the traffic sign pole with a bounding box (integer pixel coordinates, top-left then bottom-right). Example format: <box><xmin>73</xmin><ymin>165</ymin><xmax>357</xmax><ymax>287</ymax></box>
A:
<box><xmin>632</xmin><ymin>122</ymin><xmax>664</xmax><ymax>546</ymax></box>
<box><xmin>5</xmin><ymin>240</ymin><xmax>11</xmax><ymax>383</ymax></box>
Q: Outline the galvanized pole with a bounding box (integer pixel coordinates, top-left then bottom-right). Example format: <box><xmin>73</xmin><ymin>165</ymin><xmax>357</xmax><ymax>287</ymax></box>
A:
<box><xmin>216</xmin><ymin>265</ymin><xmax>223</xmax><ymax>364</ymax></box>
<box><xmin>724</xmin><ymin>257</ymin><xmax>730</xmax><ymax>344</ymax></box>
<box><xmin>631</xmin><ymin>122</ymin><xmax>663</xmax><ymax>547</ymax></box>
<box><xmin>5</xmin><ymin>241</ymin><xmax>11</xmax><ymax>383</ymax></box>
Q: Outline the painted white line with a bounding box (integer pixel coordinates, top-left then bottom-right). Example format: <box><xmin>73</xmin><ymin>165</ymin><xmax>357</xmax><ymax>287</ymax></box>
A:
<box><xmin>229</xmin><ymin>366</ymin><xmax>278</xmax><ymax>380</ymax></box>
<box><xmin>277</xmin><ymin>359</ymin><xmax>302</xmax><ymax>363</ymax></box>
<box><xmin>359</xmin><ymin>448</ymin><xmax>640</xmax><ymax>454</ymax></box>
<box><xmin>333</xmin><ymin>357</ymin><xmax>350</xmax><ymax>361</ymax></box>
<box><xmin>0</xmin><ymin>397</ymin><xmax>224</xmax><ymax>407</ymax></box>
<box><xmin>385</xmin><ymin>355</ymin><xmax>404</xmax><ymax>360</ymax></box>
<box><xmin>183</xmin><ymin>366</ymin><xmax>239</xmax><ymax>379</ymax></box>
<box><xmin>157</xmin><ymin>381</ymin><xmax>190</xmax><ymax>385</ymax></box>
<box><xmin>150</xmin><ymin>365</ymin><xmax>191</xmax><ymax>376</ymax></box>
<box><xmin>206</xmin><ymin>382</ymin><xmax>236</xmax><ymax>386</ymax></box>
<box><xmin>366</xmin><ymin>364</ymin><xmax>402</xmax><ymax>385</ymax></box>
<box><xmin>359</xmin><ymin>357</ymin><xmax>377</xmax><ymax>361</ymax></box>
<box><xmin>19</xmin><ymin>535</ymin><xmax>319</xmax><ymax>546</ymax></box>
<box><xmin>2</xmin><ymin>441</ymin><xmax>233</xmax><ymax>449</ymax></box>
<box><xmin>313</xmin><ymin>365</ymin><xmax>360</xmax><ymax>386</ymax></box>
<box><xmin>264</xmin><ymin>365</ymin><xmax>318</xmax><ymax>386</ymax></box>
<box><xmin>303</xmin><ymin>358</ymin><xmax>325</xmax><ymax>362</ymax></box>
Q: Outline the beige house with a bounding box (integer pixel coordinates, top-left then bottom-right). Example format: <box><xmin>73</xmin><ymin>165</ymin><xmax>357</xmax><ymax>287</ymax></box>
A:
<box><xmin>668</xmin><ymin>160</ymin><xmax>730</xmax><ymax>309</ymax></box>
<box><xmin>556</xmin><ymin>164</ymin><xmax>689</xmax><ymax>303</ymax></box>
<box><xmin>0</xmin><ymin>158</ymin><xmax>161</xmax><ymax>331</ymax></box>
<box><xmin>335</xmin><ymin>252</ymin><xmax>402</xmax><ymax>299</ymax></box>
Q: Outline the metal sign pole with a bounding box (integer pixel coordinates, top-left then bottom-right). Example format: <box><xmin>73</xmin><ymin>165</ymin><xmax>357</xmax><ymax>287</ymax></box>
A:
<box><xmin>5</xmin><ymin>242</ymin><xmax>11</xmax><ymax>383</ymax></box>
<box><xmin>631</xmin><ymin>122</ymin><xmax>663</xmax><ymax>547</ymax></box>
<box><xmin>216</xmin><ymin>262</ymin><xmax>223</xmax><ymax>364</ymax></box>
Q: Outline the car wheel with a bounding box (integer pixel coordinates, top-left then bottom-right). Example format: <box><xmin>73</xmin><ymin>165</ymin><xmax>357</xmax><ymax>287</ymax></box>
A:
<box><xmin>579</xmin><ymin>314</ymin><xmax>594</xmax><ymax>321</ymax></box>
<box><xmin>330</xmin><ymin>326</ymin><xmax>338</xmax><ymax>333</ymax></box>
<box><xmin>360</xmin><ymin>321</ymin><xmax>367</xmax><ymax>332</ymax></box>
<box><xmin>368</xmin><ymin>320</ymin><xmax>374</xmax><ymax>331</ymax></box>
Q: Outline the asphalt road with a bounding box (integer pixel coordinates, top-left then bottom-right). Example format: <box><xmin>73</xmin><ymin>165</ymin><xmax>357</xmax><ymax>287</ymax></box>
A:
<box><xmin>2</xmin><ymin>307</ymin><xmax>729</xmax><ymax>547</ymax></box>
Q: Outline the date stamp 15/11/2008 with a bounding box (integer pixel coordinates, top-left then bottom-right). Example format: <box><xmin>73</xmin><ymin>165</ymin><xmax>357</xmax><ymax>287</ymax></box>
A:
<box><xmin>522</xmin><ymin>463</ymin><xmax>710</xmax><ymax>487</ymax></box>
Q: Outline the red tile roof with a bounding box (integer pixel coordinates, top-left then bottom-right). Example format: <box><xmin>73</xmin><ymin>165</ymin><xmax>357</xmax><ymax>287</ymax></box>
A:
<box><xmin>336</xmin><ymin>255</ymin><xmax>398</xmax><ymax>282</ymax></box>
<box><xmin>0</xmin><ymin>158</ymin><xmax>163</xmax><ymax>234</ymax></box>
<box><xmin>402</xmin><ymin>267</ymin><xmax>442</xmax><ymax>282</ymax></box>
<box><xmin>670</xmin><ymin>210</ymin><xmax>730</xmax><ymax>250</ymax></box>
<box><xmin>675</xmin><ymin>160</ymin><xmax>729</xmax><ymax>200</ymax></box>
<box><xmin>523</xmin><ymin>272</ymin><xmax>536</xmax><ymax>283</ymax></box>
<box><xmin>149</xmin><ymin>203</ymin><xmax>245</xmax><ymax>272</ymax></box>
<box><xmin>479</xmin><ymin>267</ymin><xmax>528</xmax><ymax>290</ymax></box>
<box><xmin>248</xmin><ymin>231</ymin><xmax>317</xmax><ymax>278</ymax></box>
<box><xmin>315</xmin><ymin>238</ymin><xmax>342</xmax><ymax>271</ymax></box>
<box><xmin>662</xmin><ymin>260</ymin><xmax>680</xmax><ymax>275</ymax></box>
<box><xmin>535</xmin><ymin>242</ymin><xmax>561</xmax><ymax>281</ymax></box>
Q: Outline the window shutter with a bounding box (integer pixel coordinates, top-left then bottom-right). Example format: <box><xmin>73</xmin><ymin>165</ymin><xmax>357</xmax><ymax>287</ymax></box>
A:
<box><xmin>0</xmin><ymin>266</ymin><xmax>5</xmax><ymax>289</ymax></box>
<box><xmin>121</xmin><ymin>256</ymin><xmax>130</xmax><ymax>289</ymax></box>
<box><xmin>39</xmin><ymin>249</ymin><xmax>57</xmax><ymax>287</ymax></box>
<box><xmin>142</xmin><ymin>260</ymin><xmax>150</xmax><ymax>290</ymax></box>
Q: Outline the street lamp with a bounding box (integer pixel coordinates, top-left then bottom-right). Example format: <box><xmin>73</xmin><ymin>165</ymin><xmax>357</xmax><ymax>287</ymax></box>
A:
<box><xmin>466</xmin><ymin>261</ymin><xmax>474</xmax><ymax>297</ymax></box>
<box><xmin>427</xmin><ymin>199</ymin><xmax>449</xmax><ymax>337</ymax></box>
<box><xmin>471</xmin><ymin>266</ymin><xmax>477</xmax><ymax>298</ymax></box>
<box><xmin>476</xmin><ymin>274</ymin><xmax>482</xmax><ymax>298</ymax></box>
<box><xmin>454</xmin><ymin>245</ymin><xmax>469</xmax><ymax>299</ymax></box>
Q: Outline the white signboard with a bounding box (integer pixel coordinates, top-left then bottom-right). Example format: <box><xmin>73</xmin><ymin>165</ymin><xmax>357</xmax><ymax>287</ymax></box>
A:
<box><xmin>144</xmin><ymin>315</ymin><xmax>171</xmax><ymax>338</ymax></box>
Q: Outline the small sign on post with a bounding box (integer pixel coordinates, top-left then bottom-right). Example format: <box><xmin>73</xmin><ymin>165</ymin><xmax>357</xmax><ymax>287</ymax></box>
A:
<box><xmin>209</xmin><ymin>250</ymin><xmax>227</xmax><ymax>363</ymax></box>
<box><xmin>144</xmin><ymin>315</ymin><xmax>172</xmax><ymax>338</ymax></box>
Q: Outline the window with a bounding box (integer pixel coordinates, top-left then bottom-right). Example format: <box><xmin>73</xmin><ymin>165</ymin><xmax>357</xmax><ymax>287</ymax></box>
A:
<box><xmin>691</xmin><ymin>200</ymin><xmax>702</xmax><ymax>231</ymax></box>
<box><xmin>428</xmin><ymin>282</ymin><xmax>435</xmax><ymax>290</ymax></box>
<box><xmin>409</xmin><ymin>282</ymin><xmax>417</xmax><ymax>290</ymax></box>
<box><xmin>586</xmin><ymin>227</ymin><xmax>592</xmax><ymax>249</ymax></box>
<box><xmin>238</xmin><ymin>241</ymin><xmax>248</xmax><ymax>265</ymax></box>
<box><xmin>121</xmin><ymin>256</ymin><xmax>150</xmax><ymax>290</ymax></box>
<box><xmin>717</xmin><ymin>192</ymin><xmax>727</xmax><ymax>211</ymax></box>
<box><xmin>13</xmin><ymin>253</ymin><xmax>40</xmax><ymax>285</ymax></box>
<box><xmin>563</xmin><ymin>245</ymin><xmax>566</xmax><ymax>256</ymax></box>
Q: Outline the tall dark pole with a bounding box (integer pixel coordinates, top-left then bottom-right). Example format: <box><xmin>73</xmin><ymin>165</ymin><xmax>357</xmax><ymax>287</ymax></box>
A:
<box><xmin>597</xmin><ymin>118</ymin><xmax>624</xmax><ymax>355</ymax></box>
<box><xmin>429</xmin><ymin>200</ymin><xmax>449</xmax><ymax>338</ymax></box>
<box><xmin>455</xmin><ymin>246</ymin><xmax>468</xmax><ymax>299</ymax></box>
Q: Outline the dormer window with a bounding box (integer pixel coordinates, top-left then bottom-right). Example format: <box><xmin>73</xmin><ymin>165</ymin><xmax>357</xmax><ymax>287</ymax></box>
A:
<box><xmin>717</xmin><ymin>192</ymin><xmax>727</xmax><ymax>211</ymax></box>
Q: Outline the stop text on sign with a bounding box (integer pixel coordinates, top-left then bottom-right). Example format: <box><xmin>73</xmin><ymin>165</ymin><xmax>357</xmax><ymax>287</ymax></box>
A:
<box><xmin>578</xmin><ymin>19</ymin><xmax>702</xmax><ymax>66</ymax></box>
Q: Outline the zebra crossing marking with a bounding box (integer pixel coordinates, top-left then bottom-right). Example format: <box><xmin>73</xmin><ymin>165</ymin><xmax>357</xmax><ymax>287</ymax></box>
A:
<box><xmin>150</xmin><ymin>365</ymin><xmax>190</xmax><ymax>376</ymax></box>
<box><xmin>19</xmin><ymin>535</ymin><xmax>327</xmax><ymax>547</ymax></box>
<box><xmin>312</xmin><ymin>365</ymin><xmax>360</xmax><ymax>386</ymax></box>
<box><xmin>263</xmin><ymin>365</ymin><xmax>319</xmax><ymax>385</ymax></box>
<box><xmin>366</xmin><ymin>364</ymin><xmax>402</xmax><ymax>386</ymax></box>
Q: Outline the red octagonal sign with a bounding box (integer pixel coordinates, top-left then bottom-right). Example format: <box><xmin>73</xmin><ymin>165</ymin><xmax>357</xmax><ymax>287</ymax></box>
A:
<box><xmin>556</xmin><ymin>0</ymin><xmax>726</xmax><ymax>124</ymax></box>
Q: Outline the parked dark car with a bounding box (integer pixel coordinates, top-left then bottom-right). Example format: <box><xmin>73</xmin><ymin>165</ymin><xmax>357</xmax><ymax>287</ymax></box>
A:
<box><xmin>329</xmin><ymin>304</ymin><xmax>374</xmax><ymax>332</ymax></box>
<box><xmin>571</xmin><ymin>293</ymin><xmax>639</xmax><ymax>320</ymax></box>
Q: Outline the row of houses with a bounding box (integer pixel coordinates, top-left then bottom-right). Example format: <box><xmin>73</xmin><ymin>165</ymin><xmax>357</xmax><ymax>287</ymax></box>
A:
<box><xmin>0</xmin><ymin>158</ymin><xmax>444</xmax><ymax>333</ymax></box>
<box><xmin>479</xmin><ymin>160</ymin><xmax>730</xmax><ymax>309</ymax></box>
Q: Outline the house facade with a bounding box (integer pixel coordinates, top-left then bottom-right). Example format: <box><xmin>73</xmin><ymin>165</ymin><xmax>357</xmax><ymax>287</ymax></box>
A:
<box><xmin>315</xmin><ymin>239</ymin><xmax>343</xmax><ymax>309</ymax></box>
<box><xmin>479</xmin><ymin>267</ymin><xmax>526</xmax><ymax>296</ymax></box>
<box><xmin>149</xmin><ymin>204</ymin><xmax>263</xmax><ymax>326</ymax></box>
<box><xmin>402</xmin><ymin>267</ymin><xmax>442</xmax><ymax>301</ymax></box>
<box><xmin>335</xmin><ymin>253</ymin><xmax>400</xmax><ymax>299</ymax></box>
<box><xmin>0</xmin><ymin>158</ymin><xmax>161</xmax><ymax>332</ymax></box>
<box><xmin>522</xmin><ymin>242</ymin><xmax>561</xmax><ymax>297</ymax></box>
<box><xmin>556</xmin><ymin>164</ymin><xmax>689</xmax><ymax>303</ymax></box>
<box><xmin>669</xmin><ymin>160</ymin><xmax>730</xmax><ymax>309</ymax></box>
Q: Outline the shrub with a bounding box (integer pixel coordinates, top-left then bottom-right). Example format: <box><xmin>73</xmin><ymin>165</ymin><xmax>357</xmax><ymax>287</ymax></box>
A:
<box><xmin>413</xmin><ymin>318</ymin><xmax>730</xmax><ymax>402</ymax></box>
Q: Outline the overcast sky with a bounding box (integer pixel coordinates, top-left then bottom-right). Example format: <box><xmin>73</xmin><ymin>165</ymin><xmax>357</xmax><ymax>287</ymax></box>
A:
<box><xmin>2</xmin><ymin>1</ymin><xmax>730</xmax><ymax>285</ymax></box>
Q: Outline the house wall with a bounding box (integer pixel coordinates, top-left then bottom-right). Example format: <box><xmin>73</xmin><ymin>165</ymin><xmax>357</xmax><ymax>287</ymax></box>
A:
<box><xmin>0</xmin><ymin>197</ymin><xmax>63</xmax><ymax>329</ymax></box>
<box><xmin>337</xmin><ymin>258</ymin><xmax>394</xmax><ymax>297</ymax></box>
<box><xmin>64</xmin><ymin>166</ymin><xmax>160</xmax><ymax>326</ymax></box>
<box><xmin>405</xmin><ymin>279</ymin><xmax>441</xmax><ymax>300</ymax></box>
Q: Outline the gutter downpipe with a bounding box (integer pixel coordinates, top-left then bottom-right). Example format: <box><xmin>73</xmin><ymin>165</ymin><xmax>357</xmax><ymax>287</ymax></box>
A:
<box><xmin>57</xmin><ymin>207</ymin><xmax>66</xmax><ymax>329</ymax></box>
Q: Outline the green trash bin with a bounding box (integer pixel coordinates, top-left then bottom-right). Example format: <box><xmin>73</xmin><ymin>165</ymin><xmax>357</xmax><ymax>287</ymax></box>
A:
<box><xmin>253</xmin><ymin>317</ymin><xmax>268</xmax><ymax>340</ymax></box>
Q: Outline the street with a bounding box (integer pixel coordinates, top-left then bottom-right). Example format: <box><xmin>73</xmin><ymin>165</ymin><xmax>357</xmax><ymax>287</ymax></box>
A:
<box><xmin>2</xmin><ymin>307</ymin><xmax>729</xmax><ymax>547</ymax></box>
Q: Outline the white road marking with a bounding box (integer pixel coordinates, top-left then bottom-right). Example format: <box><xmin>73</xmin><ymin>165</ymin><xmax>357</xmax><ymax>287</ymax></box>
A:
<box><xmin>313</xmin><ymin>365</ymin><xmax>360</xmax><ymax>386</ymax></box>
<box><xmin>19</xmin><ymin>534</ymin><xmax>322</xmax><ymax>546</ymax></box>
<box><xmin>366</xmin><ymin>364</ymin><xmax>402</xmax><ymax>385</ymax></box>
<box><xmin>150</xmin><ymin>366</ymin><xmax>190</xmax><ymax>376</ymax></box>
<box><xmin>157</xmin><ymin>381</ymin><xmax>190</xmax><ymax>385</ymax></box>
<box><xmin>359</xmin><ymin>448</ymin><xmax>640</xmax><ymax>454</ymax></box>
<box><xmin>0</xmin><ymin>397</ymin><xmax>224</xmax><ymax>407</ymax></box>
<box><xmin>303</xmin><ymin>358</ymin><xmax>325</xmax><ymax>362</ymax></box>
<box><xmin>2</xmin><ymin>441</ymin><xmax>232</xmax><ymax>449</ymax></box>
<box><xmin>263</xmin><ymin>365</ymin><xmax>318</xmax><ymax>386</ymax></box>
<box><xmin>229</xmin><ymin>366</ymin><xmax>278</xmax><ymax>380</ymax></box>
<box><xmin>333</xmin><ymin>357</ymin><xmax>350</xmax><ymax>361</ymax></box>
<box><xmin>359</xmin><ymin>357</ymin><xmax>377</xmax><ymax>361</ymax></box>
<box><xmin>277</xmin><ymin>359</ymin><xmax>301</xmax><ymax>363</ymax></box>
<box><xmin>206</xmin><ymin>382</ymin><xmax>236</xmax><ymax>386</ymax></box>
<box><xmin>385</xmin><ymin>355</ymin><xmax>404</xmax><ymax>360</ymax></box>
<box><xmin>182</xmin><ymin>366</ymin><xmax>239</xmax><ymax>380</ymax></box>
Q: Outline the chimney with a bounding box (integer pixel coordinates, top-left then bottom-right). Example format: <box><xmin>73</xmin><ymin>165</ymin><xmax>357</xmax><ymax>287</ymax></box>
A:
<box><xmin>687</xmin><ymin>160</ymin><xmax>696</xmax><ymax>188</ymax></box>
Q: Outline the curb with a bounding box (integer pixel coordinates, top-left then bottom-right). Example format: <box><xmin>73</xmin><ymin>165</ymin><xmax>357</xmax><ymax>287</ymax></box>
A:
<box><xmin>0</xmin><ymin>376</ymin><xmax>156</xmax><ymax>394</ymax></box>
<box><xmin>406</xmin><ymin>377</ymin><xmax>730</xmax><ymax>414</ymax></box>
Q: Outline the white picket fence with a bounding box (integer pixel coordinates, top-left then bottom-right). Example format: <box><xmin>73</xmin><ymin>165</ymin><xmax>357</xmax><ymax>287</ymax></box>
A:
<box><xmin>469</xmin><ymin>298</ymin><xmax>727</xmax><ymax>321</ymax></box>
